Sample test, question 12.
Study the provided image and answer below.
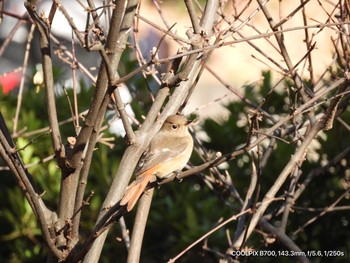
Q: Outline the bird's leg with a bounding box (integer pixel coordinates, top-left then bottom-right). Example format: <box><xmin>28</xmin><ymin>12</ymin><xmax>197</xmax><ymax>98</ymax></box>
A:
<box><xmin>173</xmin><ymin>170</ymin><xmax>184</xmax><ymax>182</ymax></box>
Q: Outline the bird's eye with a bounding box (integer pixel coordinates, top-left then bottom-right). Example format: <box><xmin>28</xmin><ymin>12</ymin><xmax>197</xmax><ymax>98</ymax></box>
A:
<box><xmin>171</xmin><ymin>124</ymin><xmax>178</xmax><ymax>130</ymax></box>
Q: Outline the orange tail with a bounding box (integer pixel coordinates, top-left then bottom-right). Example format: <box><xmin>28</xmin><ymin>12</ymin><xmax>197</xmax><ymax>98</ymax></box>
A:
<box><xmin>120</xmin><ymin>172</ymin><xmax>153</xmax><ymax>211</ymax></box>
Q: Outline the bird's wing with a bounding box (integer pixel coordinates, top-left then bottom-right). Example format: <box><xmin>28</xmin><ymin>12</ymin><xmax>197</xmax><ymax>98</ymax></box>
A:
<box><xmin>135</xmin><ymin>135</ymin><xmax>188</xmax><ymax>175</ymax></box>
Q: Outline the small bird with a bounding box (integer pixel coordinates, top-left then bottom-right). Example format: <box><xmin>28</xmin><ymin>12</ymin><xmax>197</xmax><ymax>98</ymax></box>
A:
<box><xmin>120</xmin><ymin>114</ymin><xmax>194</xmax><ymax>211</ymax></box>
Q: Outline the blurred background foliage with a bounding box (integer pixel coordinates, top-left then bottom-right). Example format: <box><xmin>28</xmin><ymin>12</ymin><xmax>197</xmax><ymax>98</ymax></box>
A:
<box><xmin>1</xmin><ymin>65</ymin><xmax>350</xmax><ymax>262</ymax></box>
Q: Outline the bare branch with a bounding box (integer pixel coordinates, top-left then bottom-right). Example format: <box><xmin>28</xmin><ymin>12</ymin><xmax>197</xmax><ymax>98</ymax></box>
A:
<box><xmin>126</xmin><ymin>188</ymin><xmax>155</xmax><ymax>263</ymax></box>
<box><xmin>24</xmin><ymin>0</ymin><xmax>64</xmax><ymax>159</ymax></box>
<box><xmin>232</xmin><ymin>119</ymin><xmax>323</xmax><ymax>248</ymax></box>
<box><xmin>259</xmin><ymin>218</ymin><xmax>310</xmax><ymax>263</ymax></box>
<box><xmin>0</xmin><ymin>112</ymin><xmax>64</xmax><ymax>261</ymax></box>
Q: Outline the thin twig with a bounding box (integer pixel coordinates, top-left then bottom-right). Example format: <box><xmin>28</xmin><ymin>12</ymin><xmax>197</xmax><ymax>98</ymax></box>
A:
<box><xmin>53</xmin><ymin>0</ymin><xmax>85</xmax><ymax>45</ymax></box>
<box><xmin>185</xmin><ymin>0</ymin><xmax>201</xmax><ymax>34</ymax></box>
<box><xmin>71</xmin><ymin>30</ymin><xmax>80</xmax><ymax>130</ymax></box>
<box><xmin>293</xmin><ymin>189</ymin><xmax>350</xmax><ymax>236</ymax></box>
<box><xmin>168</xmin><ymin>209</ymin><xmax>252</xmax><ymax>263</ymax></box>
<box><xmin>13</xmin><ymin>23</ymin><xmax>36</xmax><ymax>133</ymax></box>
<box><xmin>233</xmin><ymin>154</ymin><xmax>258</xmax><ymax>243</ymax></box>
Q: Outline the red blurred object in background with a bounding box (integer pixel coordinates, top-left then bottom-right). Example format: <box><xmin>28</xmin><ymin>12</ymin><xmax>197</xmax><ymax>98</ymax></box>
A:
<box><xmin>0</xmin><ymin>71</ymin><xmax>21</xmax><ymax>94</ymax></box>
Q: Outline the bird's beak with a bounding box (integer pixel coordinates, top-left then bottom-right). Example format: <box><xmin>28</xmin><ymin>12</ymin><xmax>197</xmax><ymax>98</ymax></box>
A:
<box><xmin>186</xmin><ymin>118</ymin><xmax>198</xmax><ymax>126</ymax></box>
